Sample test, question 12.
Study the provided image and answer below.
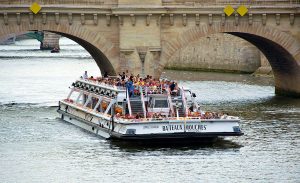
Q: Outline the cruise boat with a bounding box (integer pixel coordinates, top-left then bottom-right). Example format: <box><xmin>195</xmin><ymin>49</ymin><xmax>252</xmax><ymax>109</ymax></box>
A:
<box><xmin>57</xmin><ymin>76</ymin><xmax>243</xmax><ymax>143</ymax></box>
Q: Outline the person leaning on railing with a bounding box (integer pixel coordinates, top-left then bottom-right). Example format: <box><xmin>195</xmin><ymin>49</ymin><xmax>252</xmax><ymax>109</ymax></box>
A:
<box><xmin>81</xmin><ymin>72</ymin><xmax>183</xmax><ymax>95</ymax></box>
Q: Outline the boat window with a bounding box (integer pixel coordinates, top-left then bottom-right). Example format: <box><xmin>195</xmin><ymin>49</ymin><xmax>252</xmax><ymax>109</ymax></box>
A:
<box><xmin>154</xmin><ymin>99</ymin><xmax>168</xmax><ymax>108</ymax></box>
<box><xmin>77</xmin><ymin>93</ymin><xmax>85</xmax><ymax>104</ymax></box>
<box><xmin>91</xmin><ymin>97</ymin><xmax>99</xmax><ymax>109</ymax></box>
<box><xmin>69</xmin><ymin>92</ymin><xmax>78</xmax><ymax>102</ymax></box>
<box><xmin>149</xmin><ymin>98</ymin><xmax>154</xmax><ymax>108</ymax></box>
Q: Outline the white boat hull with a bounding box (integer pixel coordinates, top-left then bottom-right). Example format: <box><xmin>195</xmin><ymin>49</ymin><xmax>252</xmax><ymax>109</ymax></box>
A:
<box><xmin>58</xmin><ymin>101</ymin><xmax>243</xmax><ymax>142</ymax></box>
<box><xmin>60</xmin><ymin>112</ymin><xmax>111</xmax><ymax>139</ymax></box>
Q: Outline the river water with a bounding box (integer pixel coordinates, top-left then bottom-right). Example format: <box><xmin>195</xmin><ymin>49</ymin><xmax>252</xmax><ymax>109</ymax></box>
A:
<box><xmin>0</xmin><ymin>39</ymin><xmax>299</xmax><ymax>182</ymax></box>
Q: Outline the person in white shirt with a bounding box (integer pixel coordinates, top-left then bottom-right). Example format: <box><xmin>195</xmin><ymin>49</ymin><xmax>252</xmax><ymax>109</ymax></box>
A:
<box><xmin>83</xmin><ymin>71</ymin><xmax>88</xmax><ymax>79</ymax></box>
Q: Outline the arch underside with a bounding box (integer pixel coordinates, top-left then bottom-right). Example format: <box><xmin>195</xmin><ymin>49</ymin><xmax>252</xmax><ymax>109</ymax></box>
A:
<box><xmin>0</xmin><ymin>23</ymin><xmax>118</xmax><ymax>76</ymax></box>
<box><xmin>1</xmin><ymin>21</ymin><xmax>300</xmax><ymax>96</ymax></box>
<box><xmin>161</xmin><ymin>23</ymin><xmax>300</xmax><ymax>97</ymax></box>
<box><xmin>228</xmin><ymin>32</ymin><xmax>300</xmax><ymax>96</ymax></box>
<box><xmin>50</xmin><ymin>31</ymin><xmax>116</xmax><ymax>76</ymax></box>
<box><xmin>228</xmin><ymin>32</ymin><xmax>298</xmax><ymax>75</ymax></box>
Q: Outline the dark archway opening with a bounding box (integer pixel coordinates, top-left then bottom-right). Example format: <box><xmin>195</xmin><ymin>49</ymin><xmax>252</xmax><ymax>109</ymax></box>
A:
<box><xmin>228</xmin><ymin>32</ymin><xmax>298</xmax><ymax>75</ymax></box>
<box><xmin>163</xmin><ymin>30</ymin><xmax>300</xmax><ymax>97</ymax></box>
<box><xmin>0</xmin><ymin>29</ymin><xmax>117</xmax><ymax>76</ymax></box>
<box><xmin>228</xmin><ymin>32</ymin><xmax>300</xmax><ymax>97</ymax></box>
<box><xmin>49</xmin><ymin>31</ymin><xmax>116</xmax><ymax>76</ymax></box>
<box><xmin>24</xmin><ymin>30</ymin><xmax>117</xmax><ymax>76</ymax></box>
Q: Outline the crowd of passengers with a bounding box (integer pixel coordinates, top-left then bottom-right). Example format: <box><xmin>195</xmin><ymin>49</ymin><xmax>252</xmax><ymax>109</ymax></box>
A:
<box><xmin>122</xmin><ymin>111</ymin><xmax>229</xmax><ymax>120</ymax></box>
<box><xmin>81</xmin><ymin>71</ymin><xmax>180</xmax><ymax>97</ymax></box>
<box><xmin>76</xmin><ymin>71</ymin><xmax>230</xmax><ymax>120</ymax></box>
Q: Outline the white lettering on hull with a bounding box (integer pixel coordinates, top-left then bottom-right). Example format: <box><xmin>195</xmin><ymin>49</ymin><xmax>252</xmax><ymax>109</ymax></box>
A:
<box><xmin>162</xmin><ymin>124</ymin><xmax>207</xmax><ymax>132</ymax></box>
<box><xmin>143</xmin><ymin>125</ymin><xmax>159</xmax><ymax>129</ymax></box>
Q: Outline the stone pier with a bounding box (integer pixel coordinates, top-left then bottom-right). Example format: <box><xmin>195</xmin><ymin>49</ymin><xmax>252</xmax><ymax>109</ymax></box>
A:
<box><xmin>166</xmin><ymin>34</ymin><xmax>261</xmax><ymax>73</ymax></box>
<box><xmin>40</xmin><ymin>32</ymin><xmax>60</xmax><ymax>50</ymax></box>
<box><xmin>254</xmin><ymin>53</ymin><xmax>273</xmax><ymax>76</ymax></box>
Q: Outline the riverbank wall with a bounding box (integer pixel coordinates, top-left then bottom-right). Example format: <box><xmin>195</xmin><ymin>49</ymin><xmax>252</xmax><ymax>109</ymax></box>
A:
<box><xmin>40</xmin><ymin>32</ymin><xmax>61</xmax><ymax>50</ymax></box>
<box><xmin>165</xmin><ymin>33</ymin><xmax>262</xmax><ymax>74</ymax></box>
<box><xmin>253</xmin><ymin>54</ymin><xmax>273</xmax><ymax>76</ymax></box>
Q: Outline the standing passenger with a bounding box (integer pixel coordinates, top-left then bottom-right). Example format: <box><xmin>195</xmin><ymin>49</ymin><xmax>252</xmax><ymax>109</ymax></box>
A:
<box><xmin>83</xmin><ymin>71</ymin><xmax>88</xmax><ymax>79</ymax></box>
<box><xmin>104</xmin><ymin>71</ymin><xmax>109</xmax><ymax>78</ymax></box>
<box><xmin>170</xmin><ymin>81</ymin><xmax>176</xmax><ymax>91</ymax></box>
<box><xmin>126</xmin><ymin>79</ymin><xmax>134</xmax><ymax>97</ymax></box>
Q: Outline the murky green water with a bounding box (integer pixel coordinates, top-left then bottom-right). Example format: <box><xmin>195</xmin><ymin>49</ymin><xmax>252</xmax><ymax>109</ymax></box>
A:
<box><xmin>0</xmin><ymin>39</ymin><xmax>299</xmax><ymax>182</ymax></box>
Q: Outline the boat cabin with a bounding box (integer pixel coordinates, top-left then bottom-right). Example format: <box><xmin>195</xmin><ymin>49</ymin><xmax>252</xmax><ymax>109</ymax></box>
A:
<box><xmin>65</xmin><ymin>77</ymin><xmax>200</xmax><ymax>120</ymax></box>
<box><xmin>147</xmin><ymin>94</ymin><xmax>170</xmax><ymax>117</ymax></box>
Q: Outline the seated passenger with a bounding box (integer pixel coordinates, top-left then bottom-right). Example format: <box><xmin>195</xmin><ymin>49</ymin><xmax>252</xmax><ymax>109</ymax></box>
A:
<box><xmin>89</xmin><ymin>76</ymin><xmax>96</xmax><ymax>81</ymax></box>
<box><xmin>158</xmin><ymin>113</ymin><xmax>163</xmax><ymax>119</ymax></box>
<box><xmin>135</xmin><ymin>113</ymin><xmax>142</xmax><ymax>119</ymax></box>
<box><xmin>152</xmin><ymin>113</ymin><xmax>158</xmax><ymax>119</ymax></box>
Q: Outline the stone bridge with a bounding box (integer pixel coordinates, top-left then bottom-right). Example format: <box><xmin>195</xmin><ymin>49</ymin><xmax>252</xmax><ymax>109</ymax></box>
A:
<box><xmin>0</xmin><ymin>0</ymin><xmax>300</xmax><ymax>97</ymax></box>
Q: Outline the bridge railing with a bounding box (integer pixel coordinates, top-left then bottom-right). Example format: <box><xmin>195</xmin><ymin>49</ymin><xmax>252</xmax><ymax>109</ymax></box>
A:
<box><xmin>0</xmin><ymin>0</ymin><xmax>299</xmax><ymax>6</ymax></box>
<box><xmin>0</xmin><ymin>0</ymin><xmax>118</xmax><ymax>6</ymax></box>
<box><xmin>162</xmin><ymin>0</ymin><xmax>300</xmax><ymax>6</ymax></box>
<box><xmin>216</xmin><ymin>0</ymin><xmax>300</xmax><ymax>5</ymax></box>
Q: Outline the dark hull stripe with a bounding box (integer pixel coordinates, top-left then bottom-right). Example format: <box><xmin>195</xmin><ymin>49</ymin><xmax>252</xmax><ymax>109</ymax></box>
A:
<box><xmin>58</xmin><ymin>109</ymin><xmax>243</xmax><ymax>141</ymax></box>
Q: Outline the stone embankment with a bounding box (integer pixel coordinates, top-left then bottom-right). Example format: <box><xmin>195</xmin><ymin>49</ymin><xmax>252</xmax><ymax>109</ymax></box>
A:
<box><xmin>40</xmin><ymin>32</ymin><xmax>61</xmax><ymax>50</ymax></box>
<box><xmin>253</xmin><ymin>54</ymin><xmax>273</xmax><ymax>76</ymax></box>
<box><xmin>165</xmin><ymin>33</ymin><xmax>272</xmax><ymax>75</ymax></box>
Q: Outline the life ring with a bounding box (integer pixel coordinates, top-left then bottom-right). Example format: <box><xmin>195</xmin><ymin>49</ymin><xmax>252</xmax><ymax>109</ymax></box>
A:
<box><xmin>114</xmin><ymin>106</ymin><xmax>122</xmax><ymax>115</ymax></box>
<box><xmin>101</xmin><ymin>101</ymin><xmax>108</xmax><ymax>110</ymax></box>
<box><xmin>193</xmin><ymin>112</ymin><xmax>199</xmax><ymax>117</ymax></box>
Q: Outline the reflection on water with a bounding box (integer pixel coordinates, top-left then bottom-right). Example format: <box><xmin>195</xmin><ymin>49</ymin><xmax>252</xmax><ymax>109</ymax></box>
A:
<box><xmin>162</xmin><ymin>69</ymin><xmax>274</xmax><ymax>86</ymax></box>
<box><xmin>0</xmin><ymin>39</ymin><xmax>299</xmax><ymax>182</ymax></box>
<box><xmin>108</xmin><ymin>138</ymin><xmax>243</xmax><ymax>152</ymax></box>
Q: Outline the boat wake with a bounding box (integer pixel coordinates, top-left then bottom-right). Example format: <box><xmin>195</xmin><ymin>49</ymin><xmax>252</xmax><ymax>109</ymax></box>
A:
<box><xmin>0</xmin><ymin>102</ymin><xmax>58</xmax><ymax>109</ymax></box>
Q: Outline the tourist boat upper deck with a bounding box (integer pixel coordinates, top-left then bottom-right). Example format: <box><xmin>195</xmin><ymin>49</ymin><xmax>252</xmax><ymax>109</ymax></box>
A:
<box><xmin>58</xmin><ymin>74</ymin><xmax>243</xmax><ymax>142</ymax></box>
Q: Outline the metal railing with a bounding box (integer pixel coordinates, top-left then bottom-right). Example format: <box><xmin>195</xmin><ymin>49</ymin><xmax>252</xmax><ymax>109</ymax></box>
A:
<box><xmin>126</xmin><ymin>88</ymin><xmax>132</xmax><ymax>117</ymax></box>
<box><xmin>167</xmin><ymin>88</ymin><xmax>175</xmax><ymax>117</ymax></box>
<box><xmin>139</xmin><ymin>86</ymin><xmax>147</xmax><ymax>118</ymax></box>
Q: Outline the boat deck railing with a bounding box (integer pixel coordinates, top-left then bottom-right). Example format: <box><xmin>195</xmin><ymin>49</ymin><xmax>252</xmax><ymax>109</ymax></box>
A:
<box><xmin>80</xmin><ymin>78</ymin><xmax>126</xmax><ymax>91</ymax></box>
<box><xmin>77</xmin><ymin>78</ymin><xmax>181</xmax><ymax>97</ymax></box>
<box><xmin>62</xmin><ymin>99</ymin><xmax>238</xmax><ymax>123</ymax></box>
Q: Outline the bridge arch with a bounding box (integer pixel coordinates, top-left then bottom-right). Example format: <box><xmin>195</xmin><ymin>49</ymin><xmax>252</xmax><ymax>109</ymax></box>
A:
<box><xmin>160</xmin><ymin>22</ymin><xmax>300</xmax><ymax>97</ymax></box>
<box><xmin>0</xmin><ymin>23</ymin><xmax>119</xmax><ymax>76</ymax></box>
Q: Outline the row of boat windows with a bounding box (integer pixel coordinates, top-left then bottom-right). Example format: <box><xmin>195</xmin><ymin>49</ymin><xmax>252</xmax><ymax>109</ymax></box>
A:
<box><xmin>74</xmin><ymin>78</ymin><xmax>183</xmax><ymax>98</ymax></box>
<box><xmin>149</xmin><ymin>98</ymin><xmax>169</xmax><ymax>108</ymax></box>
<box><xmin>69</xmin><ymin>91</ymin><xmax>170</xmax><ymax>114</ymax></box>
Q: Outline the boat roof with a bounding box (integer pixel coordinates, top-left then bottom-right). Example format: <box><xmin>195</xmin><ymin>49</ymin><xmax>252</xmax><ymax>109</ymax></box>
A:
<box><xmin>75</xmin><ymin>79</ymin><xmax>126</xmax><ymax>91</ymax></box>
<box><xmin>72</xmin><ymin>77</ymin><xmax>189</xmax><ymax>100</ymax></box>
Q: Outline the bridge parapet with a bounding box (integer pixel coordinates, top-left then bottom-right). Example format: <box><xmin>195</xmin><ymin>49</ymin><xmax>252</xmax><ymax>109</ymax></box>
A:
<box><xmin>1</xmin><ymin>0</ymin><xmax>299</xmax><ymax>6</ymax></box>
<box><xmin>163</xmin><ymin>0</ymin><xmax>300</xmax><ymax>6</ymax></box>
<box><xmin>0</xmin><ymin>0</ymin><xmax>117</xmax><ymax>6</ymax></box>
